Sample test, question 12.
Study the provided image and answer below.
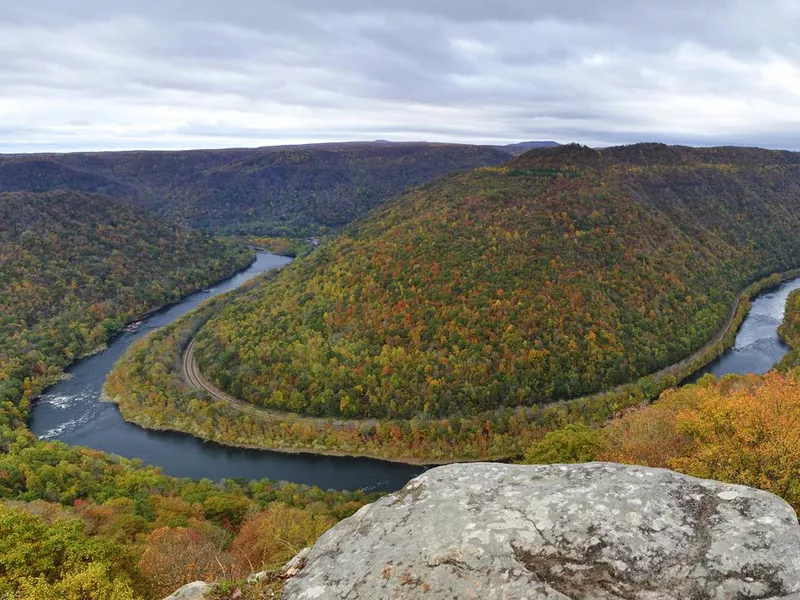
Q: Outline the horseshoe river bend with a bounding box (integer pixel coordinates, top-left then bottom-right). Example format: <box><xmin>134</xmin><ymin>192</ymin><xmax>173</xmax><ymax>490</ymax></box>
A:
<box><xmin>28</xmin><ymin>252</ymin><xmax>800</xmax><ymax>492</ymax></box>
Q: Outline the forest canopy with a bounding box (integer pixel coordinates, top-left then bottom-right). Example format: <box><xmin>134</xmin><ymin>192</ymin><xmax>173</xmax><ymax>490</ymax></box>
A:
<box><xmin>194</xmin><ymin>143</ymin><xmax>800</xmax><ymax>420</ymax></box>
<box><xmin>0</xmin><ymin>143</ymin><xmax>510</xmax><ymax>237</ymax></box>
<box><xmin>0</xmin><ymin>189</ymin><xmax>253</xmax><ymax>448</ymax></box>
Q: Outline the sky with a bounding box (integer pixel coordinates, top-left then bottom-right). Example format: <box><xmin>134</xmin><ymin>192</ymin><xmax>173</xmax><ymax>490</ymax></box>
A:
<box><xmin>3</xmin><ymin>0</ymin><xmax>800</xmax><ymax>153</ymax></box>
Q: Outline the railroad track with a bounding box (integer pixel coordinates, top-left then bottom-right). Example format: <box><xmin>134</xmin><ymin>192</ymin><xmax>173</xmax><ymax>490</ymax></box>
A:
<box><xmin>182</xmin><ymin>338</ymin><xmax>375</xmax><ymax>430</ymax></box>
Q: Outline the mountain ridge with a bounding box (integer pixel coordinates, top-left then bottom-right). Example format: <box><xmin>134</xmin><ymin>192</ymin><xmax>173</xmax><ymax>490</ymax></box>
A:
<box><xmin>0</xmin><ymin>142</ymin><xmax>513</xmax><ymax>236</ymax></box>
<box><xmin>191</xmin><ymin>142</ymin><xmax>800</xmax><ymax>421</ymax></box>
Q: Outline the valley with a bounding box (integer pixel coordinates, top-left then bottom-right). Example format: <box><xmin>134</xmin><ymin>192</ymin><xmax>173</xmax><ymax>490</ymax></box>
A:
<box><xmin>97</xmin><ymin>257</ymin><xmax>800</xmax><ymax>464</ymax></box>
<box><xmin>10</xmin><ymin>4</ymin><xmax>800</xmax><ymax>597</ymax></box>
<box><xmin>7</xmin><ymin>142</ymin><xmax>800</xmax><ymax>598</ymax></box>
<box><xmin>30</xmin><ymin>252</ymin><xmax>422</xmax><ymax>490</ymax></box>
<box><xmin>0</xmin><ymin>142</ymin><xmax>512</xmax><ymax>237</ymax></box>
<box><xmin>60</xmin><ymin>143</ymin><xmax>800</xmax><ymax>465</ymax></box>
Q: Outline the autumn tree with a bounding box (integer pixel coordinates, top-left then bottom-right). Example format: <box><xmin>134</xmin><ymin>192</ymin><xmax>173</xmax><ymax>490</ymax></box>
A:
<box><xmin>231</xmin><ymin>503</ymin><xmax>335</xmax><ymax>574</ymax></box>
<box><xmin>137</xmin><ymin>526</ymin><xmax>230</xmax><ymax>597</ymax></box>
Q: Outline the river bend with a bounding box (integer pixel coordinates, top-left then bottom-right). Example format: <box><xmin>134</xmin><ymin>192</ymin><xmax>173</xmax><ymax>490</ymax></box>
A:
<box><xmin>29</xmin><ymin>253</ymin><xmax>425</xmax><ymax>492</ymax></box>
<box><xmin>30</xmin><ymin>253</ymin><xmax>800</xmax><ymax>490</ymax></box>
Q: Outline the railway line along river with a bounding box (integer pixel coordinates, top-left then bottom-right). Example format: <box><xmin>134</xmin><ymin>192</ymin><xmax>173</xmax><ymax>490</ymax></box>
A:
<box><xmin>29</xmin><ymin>251</ymin><xmax>800</xmax><ymax>491</ymax></box>
<box><xmin>691</xmin><ymin>276</ymin><xmax>800</xmax><ymax>380</ymax></box>
<box><xmin>29</xmin><ymin>252</ymin><xmax>425</xmax><ymax>492</ymax></box>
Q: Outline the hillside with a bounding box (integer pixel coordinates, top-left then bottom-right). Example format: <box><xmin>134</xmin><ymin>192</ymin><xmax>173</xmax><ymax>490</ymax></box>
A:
<box><xmin>0</xmin><ymin>189</ymin><xmax>377</xmax><ymax>600</ymax></box>
<box><xmin>495</xmin><ymin>140</ymin><xmax>562</xmax><ymax>155</ymax></box>
<box><xmin>534</xmin><ymin>288</ymin><xmax>800</xmax><ymax>515</ymax></box>
<box><xmin>162</xmin><ymin>143</ymin><xmax>513</xmax><ymax>236</ymax></box>
<box><xmin>0</xmin><ymin>142</ymin><xmax>510</xmax><ymax>236</ymax></box>
<box><xmin>192</xmin><ymin>143</ymin><xmax>800</xmax><ymax>421</ymax></box>
<box><xmin>0</xmin><ymin>189</ymin><xmax>253</xmax><ymax>445</ymax></box>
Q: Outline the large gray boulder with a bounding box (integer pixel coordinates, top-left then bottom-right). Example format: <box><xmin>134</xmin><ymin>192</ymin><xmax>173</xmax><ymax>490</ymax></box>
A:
<box><xmin>283</xmin><ymin>462</ymin><xmax>800</xmax><ymax>599</ymax></box>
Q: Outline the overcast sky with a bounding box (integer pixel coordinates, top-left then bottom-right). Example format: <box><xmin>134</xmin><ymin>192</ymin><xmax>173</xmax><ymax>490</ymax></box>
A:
<box><xmin>3</xmin><ymin>0</ymin><xmax>800</xmax><ymax>152</ymax></box>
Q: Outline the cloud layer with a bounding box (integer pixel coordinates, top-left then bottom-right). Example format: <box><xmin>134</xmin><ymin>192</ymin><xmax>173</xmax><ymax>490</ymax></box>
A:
<box><xmin>3</xmin><ymin>1</ymin><xmax>800</xmax><ymax>152</ymax></box>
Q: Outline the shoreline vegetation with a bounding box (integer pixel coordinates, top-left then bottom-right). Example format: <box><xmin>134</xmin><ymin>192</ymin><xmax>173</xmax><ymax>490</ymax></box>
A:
<box><xmin>546</xmin><ymin>277</ymin><xmax>800</xmax><ymax>516</ymax></box>
<box><xmin>221</xmin><ymin>235</ymin><xmax>316</xmax><ymax>259</ymax></box>
<box><xmin>103</xmin><ymin>266</ymin><xmax>800</xmax><ymax>464</ymax></box>
<box><xmin>37</xmin><ymin>251</ymin><xmax>260</xmax><ymax>399</ymax></box>
<box><xmin>0</xmin><ymin>189</ymin><xmax>256</xmax><ymax>450</ymax></box>
<box><xmin>776</xmin><ymin>287</ymin><xmax>800</xmax><ymax>372</ymax></box>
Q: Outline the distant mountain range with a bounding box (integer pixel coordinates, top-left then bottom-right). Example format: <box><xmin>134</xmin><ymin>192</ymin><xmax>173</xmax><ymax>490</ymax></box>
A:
<box><xmin>0</xmin><ymin>141</ymin><xmax>533</xmax><ymax>236</ymax></box>
<box><xmin>494</xmin><ymin>140</ymin><xmax>562</xmax><ymax>154</ymax></box>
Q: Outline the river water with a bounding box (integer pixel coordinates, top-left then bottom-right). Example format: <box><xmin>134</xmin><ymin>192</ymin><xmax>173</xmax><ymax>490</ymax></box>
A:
<box><xmin>29</xmin><ymin>252</ymin><xmax>425</xmax><ymax>492</ymax></box>
<box><xmin>29</xmin><ymin>253</ymin><xmax>799</xmax><ymax>491</ymax></box>
<box><xmin>692</xmin><ymin>277</ymin><xmax>800</xmax><ymax>379</ymax></box>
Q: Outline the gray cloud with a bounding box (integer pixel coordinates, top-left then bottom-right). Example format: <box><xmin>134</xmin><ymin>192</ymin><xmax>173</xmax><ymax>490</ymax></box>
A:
<box><xmin>2</xmin><ymin>1</ymin><xmax>800</xmax><ymax>152</ymax></box>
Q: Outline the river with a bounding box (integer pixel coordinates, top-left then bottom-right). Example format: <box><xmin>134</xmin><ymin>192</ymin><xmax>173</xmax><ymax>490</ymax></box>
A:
<box><xmin>692</xmin><ymin>277</ymin><xmax>800</xmax><ymax>379</ymax></box>
<box><xmin>29</xmin><ymin>252</ymin><xmax>425</xmax><ymax>492</ymax></box>
<box><xmin>29</xmin><ymin>253</ymin><xmax>800</xmax><ymax>491</ymax></box>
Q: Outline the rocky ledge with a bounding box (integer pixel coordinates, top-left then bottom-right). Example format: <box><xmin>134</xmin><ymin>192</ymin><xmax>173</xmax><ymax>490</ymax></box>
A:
<box><xmin>283</xmin><ymin>462</ymin><xmax>800</xmax><ymax>600</ymax></box>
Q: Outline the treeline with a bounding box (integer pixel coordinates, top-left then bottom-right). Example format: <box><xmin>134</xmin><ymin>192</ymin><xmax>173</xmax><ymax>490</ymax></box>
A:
<box><xmin>236</xmin><ymin>236</ymin><xmax>315</xmax><ymax>258</ymax></box>
<box><xmin>0</xmin><ymin>189</ymin><xmax>252</xmax><ymax>449</ymax></box>
<box><xmin>193</xmin><ymin>144</ymin><xmax>800</xmax><ymax>421</ymax></box>
<box><xmin>777</xmin><ymin>288</ymin><xmax>800</xmax><ymax>372</ymax></box>
<box><xmin>0</xmin><ymin>439</ymin><xmax>376</xmax><ymax>599</ymax></box>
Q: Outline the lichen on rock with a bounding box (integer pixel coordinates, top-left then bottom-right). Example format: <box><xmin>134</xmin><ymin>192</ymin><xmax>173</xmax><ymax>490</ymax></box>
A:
<box><xmin>282</xmin><ymin>462</ymin><xmax>800</xmax><ymax>599</ymax></box>
<box><xmin>162</xmin><ymin>580</ymin><xmax>214</xmax><ymax>600</ymax></box>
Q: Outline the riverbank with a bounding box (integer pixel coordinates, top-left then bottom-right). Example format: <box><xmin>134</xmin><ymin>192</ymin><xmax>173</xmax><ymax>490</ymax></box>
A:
<box><xmin>35</xmin><ymin>253</ymin><xmax>432</xmax><ymax>491</ymax></box>
<box><xmin>104</xmin><ymin>266</ymin><xmax>800</xmax><ymax>464</ymax></box>
<box><xmin>777</xmin><ymin>287</ymin><xmax>800</xmax><ymax>372</ymax></box>
<box><xmin>128</xmin><ymin>249</ymin><xmax>257</xmax><ymax>325</ymax></box>
<box><xmin>62</xmin><ymin>247</ymin><xmax>258</xmax><ymax>379</ymax></box>
<box><xmin>25</xmin><ymin>247</ymin><xmax>257</xmax><ymax>434</ymax></box>
<box><xmin>95</xmin><ymin>412</ymin><xmax>471</xmax><ymax>467</ymax></box>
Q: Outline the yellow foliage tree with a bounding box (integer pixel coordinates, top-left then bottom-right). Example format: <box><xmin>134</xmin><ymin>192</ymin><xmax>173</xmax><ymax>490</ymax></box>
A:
<box><xmin>672</xmin><ymin>372</ymin><xmax>800</xmax><ymax>508</ymax></box>
<box><xmin>599</xmin><ymin>372</ymin><xmax>800</xmax><ymax>512</ymax></box>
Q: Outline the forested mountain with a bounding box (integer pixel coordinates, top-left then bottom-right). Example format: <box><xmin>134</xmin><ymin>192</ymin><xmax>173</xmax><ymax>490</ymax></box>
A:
<box><xmin>0</xmin><ymin>159</ymin><xmax>137</xmax><ymax>198</ymax></box>
<box><xmin>0</xmin><ymin>189</ymin><xmax>377</xmax><ymax>599</ymax></box>
<box><xmin>193</xmin><ymin>143</ymin><xmax>800</xmax><ymax>420</ymax></box>
<box><xmin>495</xmin><ymin>140</ymin><xmax>562</xmax><ymax>155</ymax></box>
<box><xmin>159</xmin><ymin>143</ymin><xmax>512</xmax><ymax>236</ymax></box>
<box><xmin>0</xmin><ymin>189</ymin><xmax>253</xmax><ymax>445</ymax></box>
<box><xmin>0</xmin><ymin>142</ymin><xmax>510</xmax><ymax>236</ymax></box>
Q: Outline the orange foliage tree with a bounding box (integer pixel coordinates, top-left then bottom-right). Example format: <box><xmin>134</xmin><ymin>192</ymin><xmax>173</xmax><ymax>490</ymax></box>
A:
<box><xmin>231</xmin><ymin>503</ymin><xmax>335</xmax><ymax>574</ymax></box>
<box><xmin>599</xmin><ymin>372</ymin><xmax>800</xmax><ymax>512</ymax></box>
<box><xmin>137</xmin><ymin>526</ymin><xmax>231</xmax><ymax>596</ymax></box>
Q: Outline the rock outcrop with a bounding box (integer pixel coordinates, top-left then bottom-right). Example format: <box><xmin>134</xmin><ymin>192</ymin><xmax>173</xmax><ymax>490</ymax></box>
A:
<box><xmin>162</xmin><ymin>548</ymin><xmax>311</xmax><ymax>600</ymax></box>
<box><xmin>283</xmin><ymin>462</ymin><xmax>800</xmax><ymax>599</ymax></box>
<box><xmin>162</xmin><ymin>581</ymin><xmax>214</xmax><ymax>600</ymax></box>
